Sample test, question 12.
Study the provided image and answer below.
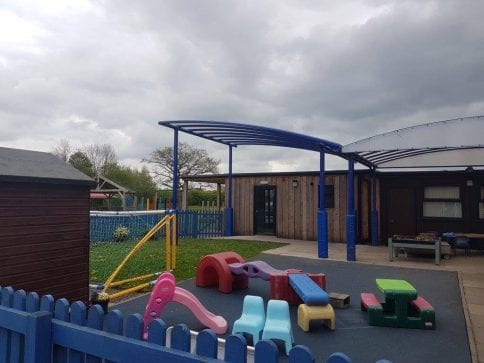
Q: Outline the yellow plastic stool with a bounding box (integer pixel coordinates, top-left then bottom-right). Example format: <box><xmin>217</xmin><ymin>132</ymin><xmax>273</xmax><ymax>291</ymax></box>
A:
<box><xmin>297</xmin><ymin>304</ymin><xmax>336</xmax><ymax>332</ymax></box>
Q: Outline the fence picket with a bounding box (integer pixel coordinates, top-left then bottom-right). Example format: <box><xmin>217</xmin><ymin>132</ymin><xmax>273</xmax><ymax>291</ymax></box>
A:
<box><xmin>0</xmin><ymin>286</ymin><xmax>14</xmax><ymax>363</ymax></box>
<box><xmin>105</xmin><ymin>310</ymin><xmax>124</xmax><ymax>363</ymax></box>
<box><xmin>26</xmin><ymin>293</ymin><xmax>40</xmax><ymax>313</ymax></box>
<box><xmin>54</xmin><ymin>299</ymin><xmax>70</xmax><ymax>363</ymax></box>
<box><xmin>11</xmin><ymin>290</ymin><xmax>27</xmax><ymax>362</ymax></box>
<box><xmin>40</xmin><ymin>295</ymin><xmax>55</xmax><ymax>313</ymax></box>
<box><xmin>254</xmin><ymin>340</ymin><xmax>279</xmax><ymax>363</ymax></box>
<box><xmin>147</xmin><ymin>318</ymin><xmax>167</xmax><ymax>346</ymax></box>
<box><xmin>196</xmin><ymin>329</ymin><xmax>218</xmax><ymax>358</ymax></box>
<box><xmin>86</xmin><ymin>305</ymin><xmax>105</xmax><ymax>363</ymax></box>
<box><xmin>171</xmin><ymin>324</ymin><xmax>191</xmax><ymax>352</ymax></box>
<box><xmin>224</xmin><ymin>334</ymin><xmax>247</xmax><ymax>363</ymax></box>
<box><xmin>69</xmin><ymin>302</ymin><xmax>87</xmax><ymax>363</ymax></box>
<box><xmin>126</xmin><ymin>313</ymin><xmax>144</xmax><ymax>340</ymax></box>
<box><xmin>1</xmin><ymin>287</ymin><xmax>14</xmax><ymax>307</ymax></box>
<box><xmin>289</xmin><ymin>345</ymin><xmax>315</xmax><ymax>363</ymax></box>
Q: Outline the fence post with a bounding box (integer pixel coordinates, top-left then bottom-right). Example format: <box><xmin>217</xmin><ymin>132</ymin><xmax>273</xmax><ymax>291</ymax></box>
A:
<box><xmin>24</xmin><ymin>311</ymin><xmax>52</xmax><ymax>363</ymax></box>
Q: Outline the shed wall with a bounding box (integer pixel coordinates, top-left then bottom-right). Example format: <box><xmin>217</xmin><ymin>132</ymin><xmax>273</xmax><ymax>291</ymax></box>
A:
<box><xmin>0</xmin><ymin>181</ymin><xmax>91</xmax><ymax>301</ymax></box>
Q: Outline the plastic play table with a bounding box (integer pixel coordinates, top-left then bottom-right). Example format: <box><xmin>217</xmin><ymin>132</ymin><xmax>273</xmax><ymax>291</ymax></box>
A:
<box><xmin>376</xmin><ymin>279</ymin><xmax>418</xmax><ymax>325</ymax></box>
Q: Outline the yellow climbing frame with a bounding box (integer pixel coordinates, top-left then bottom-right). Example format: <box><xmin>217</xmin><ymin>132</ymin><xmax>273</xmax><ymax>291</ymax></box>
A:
<box><xmin>101</xmin><ymin>213</ymin><xmax>177</xmax><ymax>300</ymax></box>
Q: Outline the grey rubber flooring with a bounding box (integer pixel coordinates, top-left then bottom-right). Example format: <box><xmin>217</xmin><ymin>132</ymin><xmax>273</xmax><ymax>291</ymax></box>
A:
<box><xmin>112</xmin><ymin>254</ymin><xmax>471</xmax><ymax>363</ymax></box>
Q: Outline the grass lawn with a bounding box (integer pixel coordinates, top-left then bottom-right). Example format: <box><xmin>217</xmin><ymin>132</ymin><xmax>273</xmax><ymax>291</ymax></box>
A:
<box><xmin>90</xmin><ymin>238</ymin><xmax>287</xmax><ymax>286</ymax></box>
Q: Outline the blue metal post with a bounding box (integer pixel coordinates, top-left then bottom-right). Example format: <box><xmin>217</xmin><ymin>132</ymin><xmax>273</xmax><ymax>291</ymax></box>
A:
<box><xmin>371</xmin><ymin>168</ymin><xmax>379</xmax><ymax>245</ymax></box>
<box><xmin>225</xmin><ymin>145</ymin><xmax>234</xmax><ymax>236</ymax></box>
<box><xmin>346</xmin><ymin>158</ymin><xmax>356</xmax><ymax>261</ymax></box>
<box><xmin>317</xmin><ymin>150</ymin><xmax>328</xmax><ymax>258</ymax></box>
<box><xmin>172</xmin><ymin>128</ymin><xmax>179</xmax><ymax>211</ymax></box>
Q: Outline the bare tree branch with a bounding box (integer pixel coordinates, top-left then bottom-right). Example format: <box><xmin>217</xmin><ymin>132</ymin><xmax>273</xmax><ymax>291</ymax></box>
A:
<box><xmin>144</xmin><ymin>142</ymin><xmax>219</xmax><ymax>189</ymax></box>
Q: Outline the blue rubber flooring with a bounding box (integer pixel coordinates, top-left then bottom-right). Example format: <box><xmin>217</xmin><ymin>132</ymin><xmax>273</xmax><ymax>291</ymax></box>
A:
<box><xmin>112</xmin><ymin>254</ymin><xmax>471</xmax><ymax>363</ymax></box>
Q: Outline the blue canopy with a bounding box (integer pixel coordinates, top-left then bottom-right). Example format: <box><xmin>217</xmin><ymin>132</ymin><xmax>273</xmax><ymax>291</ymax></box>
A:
<box><xmin>158</xmin><ymin>120</ymin><xmax>344</xmax><ymax>155</ymax></box>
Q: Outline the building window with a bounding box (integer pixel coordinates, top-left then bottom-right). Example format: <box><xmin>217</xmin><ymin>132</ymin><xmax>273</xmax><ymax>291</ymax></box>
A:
<box><xmin>480</xmin><ymin>186</ymin><xmax>484</xmax><ymax>219</ymax></box>
<box><xmin>423</xmin><ymin>186</ymin><xmax>462</xmax><ymax>218</ymax></box>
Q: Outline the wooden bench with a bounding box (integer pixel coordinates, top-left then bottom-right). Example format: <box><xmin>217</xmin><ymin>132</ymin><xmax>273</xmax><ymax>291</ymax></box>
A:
<box><xmin>410</xmin><ymin>296</ymin><xmax>436</xmax><ymax>329</ymax></box>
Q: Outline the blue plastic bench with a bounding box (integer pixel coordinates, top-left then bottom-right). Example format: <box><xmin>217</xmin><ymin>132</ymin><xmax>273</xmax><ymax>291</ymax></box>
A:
<box><xmin>288</xmin><ymin>274</ymin><xmax>329</xmax><ymax>305</ymax></box>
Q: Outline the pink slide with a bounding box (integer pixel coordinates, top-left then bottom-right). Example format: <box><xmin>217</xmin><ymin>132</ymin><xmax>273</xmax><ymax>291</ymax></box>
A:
<box><xmin>143</xmin><ymin>272</ymin><xmax>228</xmax><ymax>338</ymax></box>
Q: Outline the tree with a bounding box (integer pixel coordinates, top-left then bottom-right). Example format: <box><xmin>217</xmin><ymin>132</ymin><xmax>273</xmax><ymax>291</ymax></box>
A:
<box><xmin>84</xmin><ymin>144</ymin><xmax>117</xmax><ymax>176</ymax></box>
<box><xmin>104</xmin><ymin>163</ymin><xmax>157</xmax><ymax>197</ymax></box>
<box><xmin>52</xmin><ymin>139</ymin><xmax>73</xmax><ymax>162</ymax></box>
<box><xmin>69</xmin><ymin>151</ymin><xmax>95</xmax><ymax>177</ymax></box>
<box><xmin>145</xmin><ymin>142</ymin><xmax>219</xmax><ymax>190</ymax></box>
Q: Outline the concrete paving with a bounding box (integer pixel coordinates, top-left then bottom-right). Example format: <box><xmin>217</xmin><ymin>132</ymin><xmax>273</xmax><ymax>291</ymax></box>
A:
<box><xmin>224</xmin><ymin>235</ymin><xmax>484</xmax><ymax>363</ymax></box>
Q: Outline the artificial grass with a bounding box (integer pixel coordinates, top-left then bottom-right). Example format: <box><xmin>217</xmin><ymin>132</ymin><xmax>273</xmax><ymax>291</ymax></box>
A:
<box><xmin>90</xmin><ymin>238</ymin><xmax>287</xmax><ymax>286</ymax></box>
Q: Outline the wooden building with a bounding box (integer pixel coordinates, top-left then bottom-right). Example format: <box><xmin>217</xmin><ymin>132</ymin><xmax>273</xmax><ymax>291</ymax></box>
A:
<box><xmin>183</xmin><ymin>170</ymin><xmax>377</xmax><ymax>243</ymax></box>
<box><xmin>0</xmin><ymin>147</ymin><xmax>95</xmax><ymax>301</ymax></box>
<box><xmin>185</xmin><ymin>168</ymin><xmax>484</xmax><ymax>244</ymax></box>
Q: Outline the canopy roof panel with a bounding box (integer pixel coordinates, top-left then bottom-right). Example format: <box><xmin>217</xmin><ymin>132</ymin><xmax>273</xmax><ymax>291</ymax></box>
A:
<box><xmin>158</xmin><ymin>120</ymin><xmax>343</xmax><ymax>155</ymax></box>
<box><xmin>343</xmin><ymin>116</ymin><xmax>484</xmax><ymax>168</ymax></box>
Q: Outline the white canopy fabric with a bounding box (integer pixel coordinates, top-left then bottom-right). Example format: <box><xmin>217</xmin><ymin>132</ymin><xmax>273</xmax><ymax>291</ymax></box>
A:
<box><xmin>342</xmin><ymin>116</ymin><xmax>484</xmax><ymax>169</ymax></box>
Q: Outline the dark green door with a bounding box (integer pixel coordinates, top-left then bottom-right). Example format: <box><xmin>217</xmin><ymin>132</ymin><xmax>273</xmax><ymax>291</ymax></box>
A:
<box><xmin>254</xmin><ymin>186</ymin><xmax>277</xmax><ymax>235</ymax></box>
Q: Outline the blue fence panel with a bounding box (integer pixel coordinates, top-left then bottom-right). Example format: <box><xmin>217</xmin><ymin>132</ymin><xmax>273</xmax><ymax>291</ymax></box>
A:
<box><xmin>90</xmin><ymin>210</ymin><xmax>223</xmax><ymax>242</ymax></box>
<box><xmin>177</xmin><ymin>210</ymin><xmax>224</xmax><ymax>238</ymax></box>
<box><xmin>0</xmin><ymin>285</ymin><xmax>391</xmax><ymax>363</ymax></box>
<box><xmin>90</xmin><ymin>211</ymin><xmax>168</xmax><ymax>242</ymax></box>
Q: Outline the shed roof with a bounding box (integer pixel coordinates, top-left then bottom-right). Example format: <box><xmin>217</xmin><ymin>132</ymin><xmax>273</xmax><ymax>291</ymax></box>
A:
<box><xmin>0</xmin><ymin>147</ymin><xmax>95</xmax><ymax>186</ymax></box>
<box><xmin>343</xmin><ymin>116</ymin><xmax>484</xmax><ymax>169</ymax></box>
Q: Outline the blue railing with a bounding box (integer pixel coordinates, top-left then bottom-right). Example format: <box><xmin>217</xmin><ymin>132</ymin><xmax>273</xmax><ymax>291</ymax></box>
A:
<box><xmin>90</xmin><ymin>210</ymin><xmax>224</xmax><ymax>242</ymax></box>
<box><xmin>0</xmin><ymin>286</ymin><xmax>380</xmax><ymax>363</ymax></box>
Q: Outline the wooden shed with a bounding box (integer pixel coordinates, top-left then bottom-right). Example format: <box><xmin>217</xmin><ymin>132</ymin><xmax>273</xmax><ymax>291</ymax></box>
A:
<box><xmin>0</xmin><ymin>147</ymin><xmax>95</xmax><ymax>301</ymax></box>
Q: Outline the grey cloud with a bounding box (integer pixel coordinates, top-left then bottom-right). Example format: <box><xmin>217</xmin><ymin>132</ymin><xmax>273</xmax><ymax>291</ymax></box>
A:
<box><xmin>1</xmin><ymin>0</ymin><xmax>483</xmax><ymax>175</ymax></box>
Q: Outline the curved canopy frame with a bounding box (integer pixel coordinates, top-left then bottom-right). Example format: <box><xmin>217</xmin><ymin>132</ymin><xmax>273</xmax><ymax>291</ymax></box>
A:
<box><xmin>159</xmin><ymin>119</ymin><xmax>362</xmax><ymax>261</ymax></box>
<box><xmin>343</xmin><ymin>116</ymin><xmax>484</xmax><ymax>169</ymax></box>
<box><xmin>159</xmin><ymin>120</ymin><xmax>344</xmax><ymax>154</ymax></box>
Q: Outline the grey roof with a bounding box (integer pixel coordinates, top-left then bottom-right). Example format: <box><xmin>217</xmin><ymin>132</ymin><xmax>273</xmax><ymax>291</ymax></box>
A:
<box><xmin>0</xmin><ymin>147</ymin><xmax>95</xmax><ymax>186</ymax></box>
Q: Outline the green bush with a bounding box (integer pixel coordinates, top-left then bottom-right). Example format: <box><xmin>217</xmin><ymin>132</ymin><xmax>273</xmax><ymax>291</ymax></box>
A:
<box><xmin>113</xmin><ymin>225</ymin><xmax>130</xmax><ymax>242</ymax></box>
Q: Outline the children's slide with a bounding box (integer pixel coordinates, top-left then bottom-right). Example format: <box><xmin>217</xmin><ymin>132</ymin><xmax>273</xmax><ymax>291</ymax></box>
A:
<box><xmin>143</xmin><ymin>272</ymin><xmax>228</xmax><ymax>338</ymax></box>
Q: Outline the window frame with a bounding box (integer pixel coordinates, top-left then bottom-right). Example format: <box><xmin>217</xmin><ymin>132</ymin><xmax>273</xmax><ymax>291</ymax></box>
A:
<box><xmin>422</xmin><ymin>185</ymin><xmax>463</xmax><ymax>219</ymax></box>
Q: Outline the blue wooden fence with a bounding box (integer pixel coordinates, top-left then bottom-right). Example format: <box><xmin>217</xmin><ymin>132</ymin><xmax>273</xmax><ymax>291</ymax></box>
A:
<box><xmin>90</xmin><ymin>210</ymin><xmax>224</xmax><ymax>242</ymax></box>
<box><xmin>0</xmin><ymin>286</ymin><xmax>391</xmax><ymax>363</ymax></box>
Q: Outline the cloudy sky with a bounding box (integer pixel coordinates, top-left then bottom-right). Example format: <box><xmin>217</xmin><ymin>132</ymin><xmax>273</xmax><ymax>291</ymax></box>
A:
<box><xmin>1</xmin><ymin>0</ymin><xmax>484</xmax><ymax>174</ymax></box>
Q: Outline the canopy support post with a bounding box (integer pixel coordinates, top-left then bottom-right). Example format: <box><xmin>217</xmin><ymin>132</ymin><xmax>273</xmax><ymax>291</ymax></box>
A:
<box><xmin>318</xmin><ymin>150</ymin><xmax>328</xmax><ymax>258</ymax></box>
<box><xmin>346</xmin><ymin>158</ymin><xmax>356</xmax><ymax>261</ymax></box>
<box><xmin>371</xmin><ymin>167</ymin><xmax>379</xmax><ymax>245</ymax></box>
<box><xmin>225</xmin><ymin>145</ymin><xmax>234</xmax><ymax>236</ymax></box>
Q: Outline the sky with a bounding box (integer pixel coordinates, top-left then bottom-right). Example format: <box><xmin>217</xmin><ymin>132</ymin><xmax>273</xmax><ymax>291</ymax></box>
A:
<box><xmin>1</xmin><ymin>0</ymin><xmax>484</xmax><ymax>174</ymax></box>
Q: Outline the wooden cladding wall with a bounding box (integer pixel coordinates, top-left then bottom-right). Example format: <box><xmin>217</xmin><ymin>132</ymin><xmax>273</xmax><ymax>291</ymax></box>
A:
<box><xmin>229</xmin><ymin>173</ymin><xmax>372</xmax><ymax>242</ymax></box>
<box><xmin>0</xmin><ymin>181</ymin><xmax>91</xmax><ymax>301</ymax></box>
